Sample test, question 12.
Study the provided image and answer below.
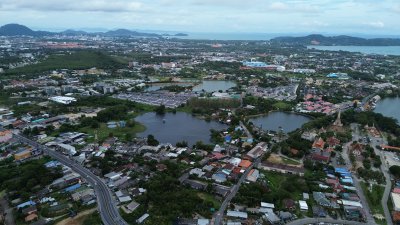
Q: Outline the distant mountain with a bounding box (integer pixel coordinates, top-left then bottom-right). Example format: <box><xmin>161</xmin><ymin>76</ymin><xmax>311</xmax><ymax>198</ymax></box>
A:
<box><xmin>0</xmin><ymin>23</ymin><xmax>53</xmax><ymax>36</ymax></box>
<box><xmin>162</xmin><ymin>33</ymin><xmax>188</xmax><ymax>37</ymax></box>
<box><xmin>0</xmin><ymin>23</ymin><xmax>162</xmax><ymax>37</ymax></box>
<box><xmin>61</xmin><ymin>29</ymin><xmax>88</xmax><ymax>36</ymax></box>
<box><xmin>104</xmin><ymin>29</ymin><xmax>160</xmax><ymax>37</ymax></box>
<box><xmin>271</xmin><ymin>34</ymin><xmax>400</xmax><ymax>46</ymax></box>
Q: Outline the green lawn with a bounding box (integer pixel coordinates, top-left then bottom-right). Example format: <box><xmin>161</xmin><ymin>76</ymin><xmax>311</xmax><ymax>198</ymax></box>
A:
<box><xmin>0</xmin><ymin>189</ymin><xmax>5</xmax><ymax>198</ymax></box>
<box><xmin>197</xmin><ymin>192</ymin><xmax>221</xmax><ymax>209</ymax></box>
<box><xmin>79</xmin><ymin>122</ymin><xmax>146</xmax><ymax>142</ymax></box>
<box><xmin>360</xmin><ymin>182</ymin><xmax>386</xmax><ymax>220</ymax></box>
<box><xmin>273</xmin><ymin>102</ymin><xmax>293</xmax><ymax>111</ymax></box>
<box><xmin>262</xmin><ymin>171</ymin><xmax>305</xmax><ymax>201</ymax></box>
<box><xmin>281</xmin><ymin>156</ymin><xmax>301</xmax><ymax>165</ymax></box>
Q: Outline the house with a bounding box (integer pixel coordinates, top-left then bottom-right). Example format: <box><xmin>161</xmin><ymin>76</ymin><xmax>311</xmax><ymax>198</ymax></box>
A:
<box><xmin>212</xmin><ymin>172</ymin><xmax>227</xmax><ymax>183</ymax></box>
<box><xmin>312</xmin><ymin>205</ymin><xmax>327</xmax><ymax>217</ymax></box>
<box><xmin>213</xmin><ymin>184</ymin><xmax>230</xmax><ymax>197</ymax></box>
<box><xmin>0</xmin><ymin>130</ymin><xmax>12</xmax><ymax>143</ymax></box>
<box><xmin>246</xmin><ymin>169</ymin><xmax>259</xmax><ymax>182</ymax></box>
<box><xmin>282</xmin><ymin>199</ymin><xmax>296</xmax><ymax>211</ymax></box>
<box><xmin>299</xmin><ymin>200</ymin><xmax>308</xmax><ymax>211</ymax></box>
<box><xmin>246</xmin><ymin>142</ymin><xmax>267</xmax><ymax>160</ymax></box>
<box><xmin>261</xmin><ymin>202</ymin><xmax>275</xmax><ymax>209</ymax></box>
<box><xmin>25</xmin><ymin>213</ymin><xmax>38</xmax><ymax>223</ymax></box>
<box><xmin>312</xmin><ymin>137</ymin><xmax>325</xmax><ymax>151</ymax></box>
<box><xmin>123</xmin><ymin>201</ymin><xmax>140</xmax><ymax>214</ymax></box>
<box><xmin>14</xmin><ymin>149</ymin><xmax>32</xmax><ymax>161</ymax></box>
<box><xmin>349</xmin><ymin>143</ymin><xmax>364</xmax><ymax>157</ymax></box>
<box><xmin>313</xmin><ymin>192</ymin><xmax>339</xmax><ymax>208</ymax></box>
<box><xmin>238</xmin><ymin>160</ymin><xmax>252</xmax><ymax>169</ymax></box>
<box><xmin>391</xmin><ymin>192</ymin><xmax>400</xmax><ymax>211</ymax></box>
<box><xmin>136</xmin><ymin>213</ymin><xmax>149</xmax><ymax>224</ymax></box>
<box><xmin>226</xmin><ymin>211</ymin><xmax>248</xmax><ymax>219</ymax></box>
<box><xmin>22</xmin><ymin>206</ymin><xmax>37</xmax><ymax>215</ymax></box>
<box><xmin>327</xmin><ymin>137</ymin><xmax>340</xmax><ymax>147</ymax></box>
<box><xmin>183</xmin><ymin>179</ymin><xmax>208</xmax><ymax>190</ymax></box>
<box><xmin>262</xmin><ymin>208</ymin><xmax>280</xmax><ymax>224</ymax></box>
<box><xmin>17</xmin><ymin>200</ymin><xmax>36</xmax><ymax>209</ymax></box>
<box><xmin>278</xmin><ymin>211</ymin><xmax>294</xmax><ymax>222</ymax></box>
<box><xmin>311</xmin><ymin>150</ymin><xmax>330</xmax><ymax>163</ymax></box>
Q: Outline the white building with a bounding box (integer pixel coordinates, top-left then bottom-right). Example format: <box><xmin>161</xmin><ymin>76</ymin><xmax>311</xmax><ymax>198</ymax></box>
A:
<box><xmin>49</xmin><ymin>96</ymin><xmax>77</xmax><ymax>105</ymax></box>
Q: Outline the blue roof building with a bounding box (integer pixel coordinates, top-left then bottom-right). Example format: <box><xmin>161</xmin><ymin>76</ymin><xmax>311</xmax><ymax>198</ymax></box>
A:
<box><xmin>243</xmin><ymin>61</ymin><xmax>268</xmax><ymax>68</ymax></box>
<box><xmin>64</xmin><ymin>183</ymin><xmax>81</xmax><ymax>192</ymax></box>
<box><xmin>17</xmin><ymin>200</ymin><xmax>36</xmax><ymax>209</ymax></box>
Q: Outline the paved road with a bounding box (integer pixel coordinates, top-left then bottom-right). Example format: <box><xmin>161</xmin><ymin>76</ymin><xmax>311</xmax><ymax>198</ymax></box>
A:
<box><xmin>286</xmin><ymin>217</ymin><xmax>372</xmax><ymax>225</ymax></box>
<box><xmin>369</xmin><ymin>135</ymin><xmax>393</xmax><ymax>225</ymax></box>
<box><xmin>2</xmin><ymin>128</ymin><xmax>128</xmax><ymax>225</ymax></box>
<box><xmin>347</xmin><ymin>124</ymin><xmax>376</xmax><ymax>224</ymax></box>
<box><xmin>213</xmin><ymin>156</ymin><xmax>262</xmax><ymax>225</ymax></box>
<box><xmin>0</xmin><ymin>197</ymin><xmax>15</xmax><ymax>225</ymax></box>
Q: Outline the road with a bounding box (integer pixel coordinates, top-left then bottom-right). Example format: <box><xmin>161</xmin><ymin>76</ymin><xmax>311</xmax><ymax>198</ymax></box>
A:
<box><xmin>212</xmin><ymin>122</ymin><xmax>257</xmax><ymax>225</ymax></box>
<box><xmin>0</xmin><ymin>197</ymin><xmax>15</xmax><ymax>225</ymax></box>
<box><xmin>346</xmin><ymin>124</ymin><xmax>376</xmax><ymax>224</ymax></box>
<box><xmin>369</xmin><ymin>134</ymin><xmax>393</xmax><ymax>225</ymax></box>
<box><xmin>286</xmin><ymin>217</ymin><xmax>373</xmax><ymax>225</ymax></box>
<box><xmin>213</xmin><ymin>156</ymin><xmax>262</xmax><ymax>225</ymax></box>
<box><xmin>2</xmin><ymin>128</ymin><xmax>128</xmax><ymax>225</ymax></box>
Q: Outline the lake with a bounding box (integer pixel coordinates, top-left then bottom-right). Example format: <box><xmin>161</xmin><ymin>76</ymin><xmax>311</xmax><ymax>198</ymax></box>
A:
<box><xmin>192</xmin><ymin>80</ymin><xmax>236</xmax><ymax>92</ymax></box>
<box><xmin>250</xmin><ymin>111</ymin><xmax>311</xmax><ymax>133</ymax></box>
<box><xmin>145</xmin><ymin>83</ymin><xmax>193</xmax><ymax>91</ymax></box>
<box><xmin>307</xmin><ymin>45</ymin><xmax>400</xmax><ymax>56</ymax></box>
<box><xmin>135</xmin><ymin>112</ymin><xmax>228</xmax><ymax>145</ymax></box>
<box><xmin>374</xmin><ymin>97</ymin><xmax>400</xmax><ymax>123</ymax></box>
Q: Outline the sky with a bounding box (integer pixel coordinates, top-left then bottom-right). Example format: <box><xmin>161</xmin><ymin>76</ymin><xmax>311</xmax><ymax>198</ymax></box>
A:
<box><xmin>0</xmin><ymin>0</ymin><xmax>400</xmax><ymax>35</ymax></box>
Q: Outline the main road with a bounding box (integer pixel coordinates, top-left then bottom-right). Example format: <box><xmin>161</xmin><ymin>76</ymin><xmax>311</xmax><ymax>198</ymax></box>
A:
<box><xmin>1</xmin><ymin>127</ymin><xmax>128</xmax><ymax>225</ymax></box>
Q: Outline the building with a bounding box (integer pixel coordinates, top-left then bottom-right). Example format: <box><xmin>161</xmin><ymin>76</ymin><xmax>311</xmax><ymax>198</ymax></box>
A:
<box><xmin>312</xmin><ymin>138</ymin><xmax>325</xmax><ymax>151</ymax></box>
<box><xmin>0</xmin><ymin>130</ymin><xmax>12</xmax><ymax>143</ymax></box>
<box><xmin>299</xmin><ymin>200</ymin><xmax>309</xmax><ymax>211</ymax></box>
<box><xmin>391</xmin><ymin>192</ymin><xmax>400</xmax><ymax>211</ymax></box>
<box><xmin>246</xmin><ymin>169</ymin><xmax>260</xmax><ymax>182</ymax></box>
<box><xmin>14</xmin><ymin>149</ymin><xmax>32</xmax><ymax>161</ymax></box>
<box><xmin>246</xmin><ymin>142</ymin><xmax>267</xmax><ymax>160</ymax></box>
<box><xmin>136</xmin><ymin>213</ymin><xmax>149</xmax><ymax>224</ymax></box>
<box><xmin>49</xmin><ymin>96</ymin><xmax>77</xmax><ymax>105</ymax></box>
<box><xmin>226</xmin><ymin>211</ymin><xmax>248</xmax><ymax>219</ymax></box>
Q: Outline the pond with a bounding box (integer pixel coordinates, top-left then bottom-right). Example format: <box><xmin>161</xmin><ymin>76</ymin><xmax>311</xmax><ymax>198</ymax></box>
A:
<box><xmin>250</xmin><ymin>111</ymin><xmax>311</xmax><ymax>133</ymax></box>
<box><xmin>192</xmin><ymin>80</ymin><xmax>236</xmax><ymax>93</ymax></box>
<box><xmin>135</xmin><ymin>112</ymin><xmax>228</xmax><ymax>145</ymax></box>
<box><xmin>145</xmin><ymin>83</ymin><xmax>193</xmax><ymax>91</ymax></box>
<box><xmin>374</xmin><ymin>97</ymin><xmax>400</xmax><ymax>123</ymax></box>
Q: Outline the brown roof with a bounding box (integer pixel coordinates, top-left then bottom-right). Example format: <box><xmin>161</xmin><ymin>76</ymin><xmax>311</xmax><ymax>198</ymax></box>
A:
<box><xmin>25</xmin><ymin>213</ymin><xmax>38</xmax><ymax>222</ymax></box>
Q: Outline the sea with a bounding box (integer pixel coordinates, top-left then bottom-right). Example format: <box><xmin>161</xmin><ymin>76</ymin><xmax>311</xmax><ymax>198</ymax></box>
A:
<box><xmin>164</xmin><ymin>32</ymin><xmax>400</xmax><ymax>56</ymax></box>
<box><xmin>307</xmin><ymin>45</ymin><xmax>400</xmax><ymax>56</ymax></box>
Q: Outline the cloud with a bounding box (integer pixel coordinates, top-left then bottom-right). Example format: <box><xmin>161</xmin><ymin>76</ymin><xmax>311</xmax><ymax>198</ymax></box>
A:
<box><xmin>0</xmin><ymin>0</ymin><xmax>142</xmax><ymax>12</ymax></box>
<box><xmin>267</xmin><ymin>1</ymin><xmax>320</xmax><ymax>14</ymax></box>
<box><xmin>366</xmin><ymin>21</ymin><xmax>385</xmax><ymax>28</ymax></box>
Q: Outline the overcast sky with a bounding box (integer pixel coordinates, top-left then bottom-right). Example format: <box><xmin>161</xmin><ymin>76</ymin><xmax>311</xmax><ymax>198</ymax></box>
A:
<box><xmin>0</xmin><ymin>0</ymin><xmax>399</xmax><ymax>35</ymax></box>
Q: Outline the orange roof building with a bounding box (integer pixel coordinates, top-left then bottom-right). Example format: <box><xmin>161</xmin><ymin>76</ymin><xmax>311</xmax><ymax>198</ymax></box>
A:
<box><xmin>239</xmin><ymin>159</ymin><xmax>252</xmax><ymax>168</ymax></box>
<box><xmin>312</xmin><ymin>137</ymin><xmax>325</xmax><ymax>150</ymax></box>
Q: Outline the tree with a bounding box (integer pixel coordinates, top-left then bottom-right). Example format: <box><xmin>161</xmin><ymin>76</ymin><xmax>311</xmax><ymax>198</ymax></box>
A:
<box><xmin>155</xmin><ymin>105</ymin><xmax>166</xmax><ymax>115</ymax></box>
<box><xmin>390</xmin><ymin>165</ymin><xmax>400</xmax><ymax>178</ymax></box>
<box><xmin>147</xmin><ymin>134</ymin><xmax>159</xmax><ymax>146</ymax></box>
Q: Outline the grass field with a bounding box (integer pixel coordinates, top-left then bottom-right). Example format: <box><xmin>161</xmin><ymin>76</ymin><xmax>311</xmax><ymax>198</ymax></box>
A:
<box><xmin>281</xmin><ymin>156</ymin><xmax>302</xmax><ymax>165</ymax></box>
<box><xmin>197</xmin><ymin>192</ymin><xmax>221</xmax><ymax>210</ymax></box>
<box><xmin>79</xmin><ymin>122</ymin><xmax>146</xmax><ymax>142</ymax></box>
<box><xmin>360</xmin><ymin>182</ymin><xmax>386</xmax><ymax>223</ymax></box>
